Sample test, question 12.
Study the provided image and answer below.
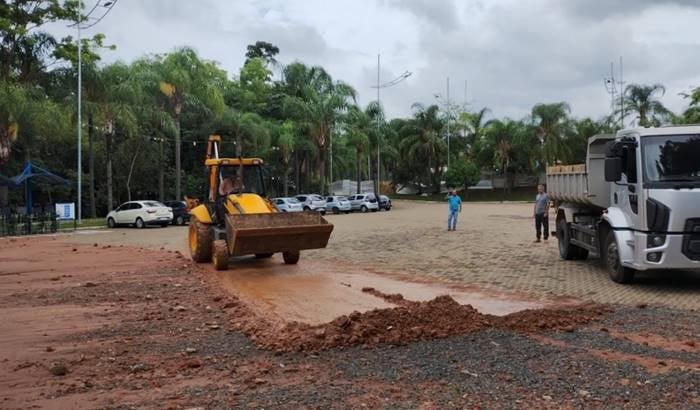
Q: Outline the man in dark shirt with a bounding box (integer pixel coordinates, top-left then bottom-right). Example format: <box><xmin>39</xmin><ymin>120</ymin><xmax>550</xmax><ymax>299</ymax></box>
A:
<box><xmin>533</xmin><ymin>184</ymin><xmax>549</xmax><ymax>242</ymax></box>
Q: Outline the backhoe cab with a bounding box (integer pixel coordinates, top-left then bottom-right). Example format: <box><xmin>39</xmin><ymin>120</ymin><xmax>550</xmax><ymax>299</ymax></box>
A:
<box><xmin>188</xmin><ymin>135</ymin><xmax>333</xmax><ymax>270</ymax></box>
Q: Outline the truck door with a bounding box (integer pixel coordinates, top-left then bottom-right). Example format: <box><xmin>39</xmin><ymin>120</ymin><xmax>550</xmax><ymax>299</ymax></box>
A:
<box><xmin>612</xmin><ymin>141</ymin><xmax>643</xmax><ymax>229</ymax></box>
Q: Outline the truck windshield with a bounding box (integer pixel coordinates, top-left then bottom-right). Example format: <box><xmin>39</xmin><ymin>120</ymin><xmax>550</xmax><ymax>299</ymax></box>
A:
<box><xmin>642</xmin><ymin>134</ymin><xmax>700</xmax><ymax>184</ymax></box>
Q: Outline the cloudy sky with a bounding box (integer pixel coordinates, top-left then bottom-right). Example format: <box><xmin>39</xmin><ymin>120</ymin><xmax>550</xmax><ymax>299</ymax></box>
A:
<box><xmin>47</xmin><ymin>0</ymin><xmax>700</xmax><ymax>121</ymax></box>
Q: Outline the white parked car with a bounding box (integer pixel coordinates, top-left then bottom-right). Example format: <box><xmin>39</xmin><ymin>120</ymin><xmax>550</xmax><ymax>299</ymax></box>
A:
<box><xmin>295</xmin><ymin>194</ymin><xmax>326</xmax><ymax>214</ymax></box>
<box><xmin>272</xmin><ymin>197</ymin><xmax>304</xmax><ymax>212</ymax></box>
<box><xmin>106</xmin><ymin>201</ymin><xmax>173</xmax><ymax>228</ymax></box>
<box><xmin>347</xmin><ymin>193</ymin><xmax>379</xmax><ymax>212</ymax></box>
<box><xmin>325</xmin><ymin>196</ymin><xmax>352</xmax><ymax>214</ymax></box>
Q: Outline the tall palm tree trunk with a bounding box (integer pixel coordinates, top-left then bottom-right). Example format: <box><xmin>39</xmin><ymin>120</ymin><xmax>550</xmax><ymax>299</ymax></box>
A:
<box><xmin>106</xmin><ymin>129</ymin><xmax>114</xmax><ymax>211</ymax></box>
<box><xmin>319</xmin><ymin>147</ymin><xmax>326</xmax><ymax>195</ymax></box>
<box><xmin>356</xmin><ymin>149</ymin><xmax>361</xmax><ymax>194</ymax></box>
<box><xmin>88</xmin><ymin>114</ymin><xmax>96</xmax><ymax>218</ymax></box>
<box><xmin>158</xmin><ymin>137</ymin><xmax>164</xmax><ymax>202</ymax></box>
<box><xmin>174</xmin><ymin>115</ymin><xmax>181</xmax><ymax>201</ymax></box>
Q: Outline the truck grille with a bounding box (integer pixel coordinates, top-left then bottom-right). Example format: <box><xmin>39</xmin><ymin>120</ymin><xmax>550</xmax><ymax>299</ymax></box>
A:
<box><xmin>682</xmin><ymin>219</ymin><xmax>700</xmax><ymax>261</ymax></box>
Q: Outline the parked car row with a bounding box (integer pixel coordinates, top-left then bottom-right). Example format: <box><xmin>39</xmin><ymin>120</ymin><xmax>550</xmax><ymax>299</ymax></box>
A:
<box><xmin>106</xmin><ymin>193</ymin><xmax>392</xmax><ymax>229</ymax></box>
<box><xmin>271</xmin><ymin>193</ymin><xmax>391</xmax><ymax>214</ymax></box>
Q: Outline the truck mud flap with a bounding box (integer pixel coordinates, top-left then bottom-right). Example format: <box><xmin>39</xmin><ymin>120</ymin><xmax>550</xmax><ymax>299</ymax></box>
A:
<box><xmin>225</xmin><ymin>212</ymin><xmax>333</xmax><ymax>256</ymax></box>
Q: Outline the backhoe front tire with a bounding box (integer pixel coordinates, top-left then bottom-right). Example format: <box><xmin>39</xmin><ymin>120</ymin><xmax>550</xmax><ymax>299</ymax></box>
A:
<box><xmin>212</xmin><ymin>239</ymin><xmax>229</xmax><ymax>271</ymax></box>
<box><xmin>283</xmin><ymin>251</ymin><xmax>300</xmax><ymax>264</ymax></box>
<box><xmin>189</xmin><ymin>217</ymin><xmax>212</xmax><ymax>263</ymax></box>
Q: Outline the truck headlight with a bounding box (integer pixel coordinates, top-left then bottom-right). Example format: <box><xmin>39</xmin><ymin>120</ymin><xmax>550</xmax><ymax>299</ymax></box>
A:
<box><xmin>647</xmin><ymin>234</ymin><xmax>666</xmax><ymax>248</ymax></box>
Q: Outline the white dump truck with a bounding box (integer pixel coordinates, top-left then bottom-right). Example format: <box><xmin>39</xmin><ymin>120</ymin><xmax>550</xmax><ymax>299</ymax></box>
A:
<box><xmin>546</xmin><ymin>126</ymin><xmax>700</xmax><ymax>283</ymax></box>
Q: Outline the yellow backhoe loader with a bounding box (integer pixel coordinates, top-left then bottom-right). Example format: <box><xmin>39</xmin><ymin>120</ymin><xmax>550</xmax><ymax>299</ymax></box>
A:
<box><xmin>188</xmin><ymin>135</ymin><xmax>333</xmax><ymax>270</ymax></box>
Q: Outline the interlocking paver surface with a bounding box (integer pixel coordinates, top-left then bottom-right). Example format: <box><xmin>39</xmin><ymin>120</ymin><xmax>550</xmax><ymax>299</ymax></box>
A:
<box><xmin>310</xmin><ymin>200</ymin><xmax>700</xmax><ymax>310</ymax></box>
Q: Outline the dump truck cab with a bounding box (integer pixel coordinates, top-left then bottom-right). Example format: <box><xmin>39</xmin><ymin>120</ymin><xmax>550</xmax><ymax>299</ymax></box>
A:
<box><xmin>547</xmin><ymin>126</ymin><xmax>700</xmax><ymax>284</ymax></box>
<box><xmin>188</xmin><ymin>135</ymin><xmax>333</xmax><ymax>270</ymax></box>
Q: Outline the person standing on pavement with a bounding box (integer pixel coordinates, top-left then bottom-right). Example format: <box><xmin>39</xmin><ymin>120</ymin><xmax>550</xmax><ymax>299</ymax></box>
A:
<box><xmin>447</xmin><ymin>189</ymin><xmax>462</xmax><ymax>231</ymax></box>
<box><xmin>533</xmin><ymin>184</ymin><xmax>549</xmax><ymax>242</ymax></box>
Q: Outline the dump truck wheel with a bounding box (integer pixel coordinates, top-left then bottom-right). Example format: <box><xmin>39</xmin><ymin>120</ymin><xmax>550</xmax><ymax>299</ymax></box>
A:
<box><xmin>283</xmin><ymin>251</ymin><xmax>300</xmax><ymax>264</ymax></box>
<box><xmin>255</xmin><ymin>253</ymin><xmax>274</xmax><ymax>259</ymax></box>
<box><xmin>212</xmin><ymin>239</ymin><xmax>229</xmax><ymax>270</ymax></box>
<box><xmin>604</xmin><ymin>231</ymin><xmax>635</xmax><ymax>284</ymax></box>
<box><xmin>189</xmin><ymin>217</ymin><xmax>212</xmax><ymax>263</ymax></box>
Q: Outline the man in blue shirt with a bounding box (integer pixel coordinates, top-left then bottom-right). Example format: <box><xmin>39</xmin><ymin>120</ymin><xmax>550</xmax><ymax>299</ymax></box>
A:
<box><xmin>533</xmin><ymin>184</ymin><xmax>549</xmax><ymax>242</ymax></box>
<box><xmin>447</xmin><ymin>189</ymin><xmax>462</xmax><ymax>231</ymax></box>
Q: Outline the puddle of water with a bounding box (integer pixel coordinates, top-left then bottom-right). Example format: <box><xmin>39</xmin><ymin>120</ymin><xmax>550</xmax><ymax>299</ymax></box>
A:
<box><xmin>214</xmin><ymin>256</ymin><xmax>544</xmax><ymax>325</ymax></box>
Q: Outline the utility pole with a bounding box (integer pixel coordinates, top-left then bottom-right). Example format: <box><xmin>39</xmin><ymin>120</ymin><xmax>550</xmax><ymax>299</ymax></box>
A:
<box><xmin>446</xmin><ymin>76</ymin><xmax>450</xmax><ymax>169</ymax></box>
<box><xmin>376</xmin><ymin>54</ymin><xmax>380</xmax><ymax>198</ymax></box>
<box><xmin>619</xmin><ymin>56</ymin><xmax>625</xmax><ymax>129</ymax></box>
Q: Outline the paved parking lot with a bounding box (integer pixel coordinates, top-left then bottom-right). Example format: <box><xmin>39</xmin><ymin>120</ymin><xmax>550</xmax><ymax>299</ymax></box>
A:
<box><xmin>308</xmin><ymin>200</ymin><xmax>700</xmax><ymax>310</ymax></box>
<box><xmin>69</xmin><ymin>200</ymin><xmax>700</xmax><ymax>310</ymax></box>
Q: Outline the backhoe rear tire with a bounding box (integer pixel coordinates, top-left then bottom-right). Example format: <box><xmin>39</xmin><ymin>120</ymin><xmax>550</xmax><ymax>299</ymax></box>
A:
<box><xmin>189</xmin><ymin>217</ymin><xmax>212</xmax><ymax>263</ymax></box>
<box><xmin>212</xmin><ymin>239</ymin><xmax>229</xmax><ymax>271</ymax></box>
<box><xmin>283</xmin><ymin>251</ymin><xmax>300</xmax><ymax>265</ymax></box>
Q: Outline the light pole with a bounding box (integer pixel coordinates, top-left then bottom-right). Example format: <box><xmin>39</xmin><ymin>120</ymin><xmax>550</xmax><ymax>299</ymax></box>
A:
<box><xmin>68</xmin><ymin>0</ymin><xmax>116</xmax><ymax>223</ymax></box>
<box><xmin>435</xmin><ymin>77</ymin><xmax>452</xmax><ymax>169</ymax></box>
<box><xmin>371</xmin><ymin>54</ymin><xmax>411</xmax><ymax>197</ymax></box>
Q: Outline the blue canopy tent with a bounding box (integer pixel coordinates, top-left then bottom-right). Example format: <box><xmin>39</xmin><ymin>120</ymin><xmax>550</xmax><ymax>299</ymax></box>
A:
<box><xmin>7</xmin><ymin>161</ymin><xmax>72</xmax><ymax>216</ymax></box>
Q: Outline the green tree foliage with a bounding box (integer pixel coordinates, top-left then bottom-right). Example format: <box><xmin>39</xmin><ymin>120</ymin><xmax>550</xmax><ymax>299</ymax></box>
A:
<box><xmin>1</xmin><ymin>3</ymin><xmax>684</xmax><ymax>215</ymax></box>
<box><xmin>245</xmin><ymin>41</ymin><xmax>279</xmax><ymax>65</ymax></box>
<box><xmin>444</xmin><ymin>160</ymin><xmax>480</xmax><ymax>191</ymax></box>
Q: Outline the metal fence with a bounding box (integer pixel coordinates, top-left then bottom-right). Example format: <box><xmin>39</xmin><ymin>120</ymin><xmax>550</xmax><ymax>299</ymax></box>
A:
<box><xmin>0</xmin><ymin>208</ymin><xmax>59</xmax><ymax>237</ymax></box>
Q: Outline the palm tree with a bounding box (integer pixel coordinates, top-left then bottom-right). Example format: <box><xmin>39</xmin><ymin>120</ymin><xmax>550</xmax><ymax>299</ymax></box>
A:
<box><xmin>282</xmin><ymin>64</ymin><xmax>356</xmax><ymax>194</ymax></box>
<box><xmin>482</xmin><ymin>119</ymin><xmax>531</xmax><ymax>193</ymax></box>
<box><xmin>532</xmin><ymin>102</ymin><xmax>572</xmax><ymax>165</ymax></box>
<box><xmin>399</xmin><ymin>104</ymin><xmax>447</xmax><ymax>193</ymax></box>
<box><xmin>277</xmin><ymin>120</ymin><xmax>296</xmax><ymax>196</ymax></box>
<box><xmin>459</xmin><ymin>107</ymin><xmax>491</xmax><ymax>156</ymax></box>
<box><xmin>345</xmin><ymin>105</ymin><xmax>371</xmax><ymax>194</ymax></box>
<box><xmin>621</xmin><ymin>83</ymin><xmax>670</xmax><ymax>127</ymax></box>
<box><xmin>155</xmin><ymin>47</ymin><xmax>226</xmax><ymax>200</ymax></box>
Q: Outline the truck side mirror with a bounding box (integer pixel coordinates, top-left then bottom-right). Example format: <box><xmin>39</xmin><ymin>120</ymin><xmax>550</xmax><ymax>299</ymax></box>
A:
<box><xmin>604</xmin><ymin>157</ymin><xmax>623</xmax><ymax>182</ymax></box>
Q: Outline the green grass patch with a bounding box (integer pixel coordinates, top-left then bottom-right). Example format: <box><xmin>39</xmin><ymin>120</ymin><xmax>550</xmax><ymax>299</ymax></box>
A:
<box><xmin>58</xmin><ymin>217</ymin><xmax>106</xmax><ymax>231</ymax></box>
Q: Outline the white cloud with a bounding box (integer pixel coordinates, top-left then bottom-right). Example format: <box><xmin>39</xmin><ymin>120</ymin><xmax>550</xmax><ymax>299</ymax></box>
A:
<box><xmin>43</xmin><ymin>0</ymin><xmax>700</xmax><ymax>120</ymax></box>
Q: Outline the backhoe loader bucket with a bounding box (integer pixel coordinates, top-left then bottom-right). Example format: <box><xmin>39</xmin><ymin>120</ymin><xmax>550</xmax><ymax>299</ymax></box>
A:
<box><xmin>224</xmin><ymin>212</ymin><xmax>333</xmax><ymax>257</ymax></box>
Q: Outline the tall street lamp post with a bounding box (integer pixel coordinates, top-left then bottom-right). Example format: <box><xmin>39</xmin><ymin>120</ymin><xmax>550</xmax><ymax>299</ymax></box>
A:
<box><xmin>371</xmin><ymin>54</ymin><xmax>411</xmax><ymax>198</ymax></box>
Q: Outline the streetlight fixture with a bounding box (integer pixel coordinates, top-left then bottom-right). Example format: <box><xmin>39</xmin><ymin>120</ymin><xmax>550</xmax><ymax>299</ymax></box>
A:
<box><xmin>370</xmin><ymin>54</ymin><xmax>412</xmax><ymax>198</ymax></box>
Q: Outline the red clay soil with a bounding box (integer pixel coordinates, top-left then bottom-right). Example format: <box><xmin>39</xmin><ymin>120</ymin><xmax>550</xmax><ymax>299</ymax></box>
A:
<box><xmin>229</xmin><ymin>288</ymin><xmax>609</xmax><ymax>352</ymax></box>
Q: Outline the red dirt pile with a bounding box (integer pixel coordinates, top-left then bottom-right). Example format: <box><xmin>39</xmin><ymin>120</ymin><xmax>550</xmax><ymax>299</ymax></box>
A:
<box><xmin>228</xmin><ymin>288</ymin><xmax>609</xmax><ymax>352</ymax></box>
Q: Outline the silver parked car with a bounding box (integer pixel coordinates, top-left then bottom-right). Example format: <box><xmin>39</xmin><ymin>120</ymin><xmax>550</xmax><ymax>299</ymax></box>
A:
<box><xmin>295</xmin><ymin>194</ymin><xmax>326</xmax><ymax>214</ymax></box>
<box><xmin>272</xmin><ymin>197</ymin><xmax>304</xmax><ymax>212</ymax></box>
<box><xmin>347</xmin><ymin>193</ymin><xmax>379</xmax><ymax>212</ymax></box>
<box><xmin>325</xmin><ymin>196</ymin><xmax>352</xmax><ymax>214</ymax></box>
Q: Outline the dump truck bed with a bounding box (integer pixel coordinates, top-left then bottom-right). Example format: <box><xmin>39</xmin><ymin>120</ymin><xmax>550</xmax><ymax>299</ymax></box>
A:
<box><xmin>225</xmin><ymin>212</ymin><xmax>333</xmax><ymax>256</ymax></box>
<box><xmin>546</xmin><ymin>164</ymin><xmax>594</xmax><ymax>206</ymax></box>
<box><xmin>545</xmin><ymin>134</ymin><xmax>614</xmax><ymax>209</ymax></box>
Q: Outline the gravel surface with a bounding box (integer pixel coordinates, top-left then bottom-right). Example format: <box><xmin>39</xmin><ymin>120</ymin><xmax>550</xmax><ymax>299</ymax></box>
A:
<box><xmin>2</xmin><ymin>238</ymin><xmax>698</xmax><ymax>409</ymax></box>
